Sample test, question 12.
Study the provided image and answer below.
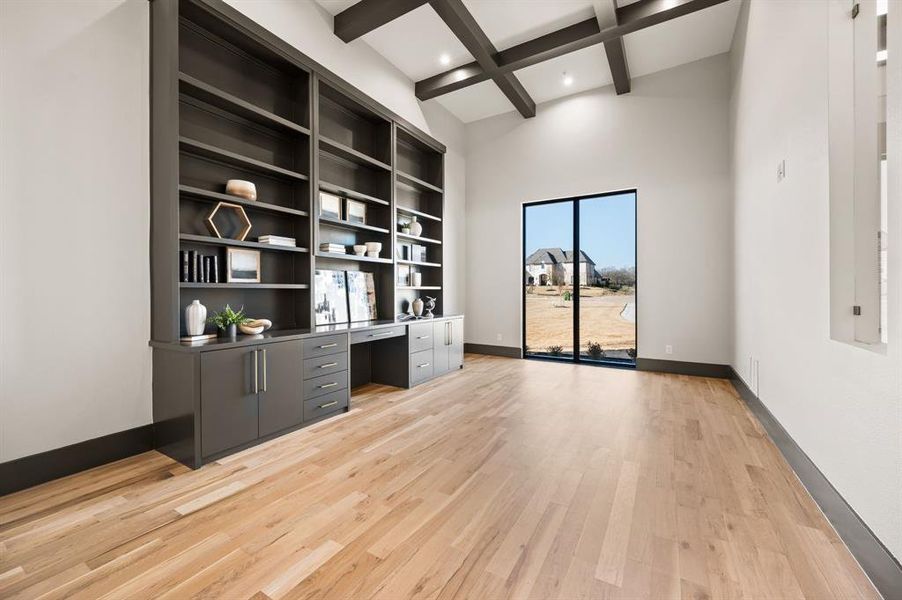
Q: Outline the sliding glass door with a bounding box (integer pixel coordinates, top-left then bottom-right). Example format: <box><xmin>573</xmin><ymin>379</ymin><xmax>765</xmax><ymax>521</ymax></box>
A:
<box><xmin>523</xmin><ymin>191</ymin><xmax>636</xmax><ymax>365</ymax></box>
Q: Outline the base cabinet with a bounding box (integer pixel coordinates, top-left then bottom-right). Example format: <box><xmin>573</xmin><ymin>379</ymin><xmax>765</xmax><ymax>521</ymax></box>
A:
<box><xmin>432</xmin><ymin>318</ymin><xmax>464</xmax><ymax>377</ymax></box>
<box><xmin>258</xmin><ymin>341</ymin><xmax>304</xmax><ymax>437</ymax></box>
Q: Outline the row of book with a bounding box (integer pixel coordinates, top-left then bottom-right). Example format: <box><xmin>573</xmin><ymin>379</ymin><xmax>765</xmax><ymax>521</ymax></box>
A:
<box><xmin>398</xmin><ymin>243</ymin><xmax>427</xmax><ymax>263</ymax></box>
<box><xmin>320</xmin><ymin>242</ymin><xmax>346</xmax><ymax>254</ymax></box>
<box><xmin>180</xmin><ymin>250</ymin><xmax>219</xmax><ymax>283</ymax></box>
<box><xmin>258</xmin><ymin>235</ymin><xmax>296</xmax><ymax>247</ymax></box>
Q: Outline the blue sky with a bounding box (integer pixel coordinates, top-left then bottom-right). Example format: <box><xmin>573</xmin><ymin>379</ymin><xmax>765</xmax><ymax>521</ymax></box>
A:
<box><xmin>524</xmin><ymin>192</ymin><xmax>636</xmax><ymax>269</ymax></box>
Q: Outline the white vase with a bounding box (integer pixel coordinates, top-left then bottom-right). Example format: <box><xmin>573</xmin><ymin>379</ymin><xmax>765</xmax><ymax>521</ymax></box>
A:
<box><xmin>412</xmin><ymin>297</ymin><xmax>424</xmax><ymax>317</ymax></box>
<box><xmin>409</xmin><ymin>216</ymin><xmax>423</xmax><ymax>237</ymax></box>
<box><xmin>185</xmin><ymin>299</ymin><xmax>206</xmax><ymax>336</ymax></box>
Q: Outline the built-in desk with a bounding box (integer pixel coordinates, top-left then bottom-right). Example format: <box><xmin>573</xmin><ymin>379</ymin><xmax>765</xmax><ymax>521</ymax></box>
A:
<box><xmin>150</xmin><ymin>315</ymin><xmax>463</xmax><ymax>468</ymax></box>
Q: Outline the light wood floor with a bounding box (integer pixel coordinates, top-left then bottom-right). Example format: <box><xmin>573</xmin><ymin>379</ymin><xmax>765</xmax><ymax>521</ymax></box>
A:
<box><xmin>0</xmin><ymin>355</ymin><xmax>879</xmax><ymax>599</ymax></box>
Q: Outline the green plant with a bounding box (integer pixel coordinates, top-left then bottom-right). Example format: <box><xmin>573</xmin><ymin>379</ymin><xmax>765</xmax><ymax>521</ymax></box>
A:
<box><xmin>562</xmin><ymin>290</ymin><xmax>572</xmax><ymax>301</ymax></box>
<box><xmin>586</xmin><ymin>341</ymin><xmax>604</xmax><ymax>359</ymax></box>
<box><xmin>207</xmin><ymin>304</ymin><xmax>249</xmax><ymax>329</ymax></box>
<box><xmin>548</xmin><ymin>345</ymin><xmax>563</xmax><ymax>356</ymax></box>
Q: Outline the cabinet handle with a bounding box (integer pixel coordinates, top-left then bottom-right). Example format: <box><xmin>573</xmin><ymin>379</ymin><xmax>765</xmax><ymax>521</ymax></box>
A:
<box><xmin>418</xmin><ymin>362</ymin><xmax>431</xmax><ymax>368</ymax></box>
<box><xmin>446</xmin><ymin>321</ymin><xmax>451</xmax><ymax>346</ymax></box>
<box><xmin>370</xmin><ymin>331</ymin><xmax>395</xmax><ymax>337</ymax></box>
<box><xmin>318</xmin><ymin>342</ymin><xmax>338</xmax><ymax>349</ymax></box>
<box><xmin>319</xmin><ymin>382</ymin><xmax>338</xmax><ymax>389</ymax></box>
<box><xmin>261</xmin><ymin>348</ymin><xmax>267</xmax><ymax>392</ymax></box>
<box><xmin>253</xmin><ymin>349</ymin><xmax>259</xmax><ymax>394</ymax></box>
<box><xmin>417</xmin><ymin>335</ymin><xmax>430</xmax><ymax>340</ymax></box>
<box><xmin>319</xmin><ymin>362</ymin><xmax>338</xmax><ymax>369</ymax></box>
<box><xmin>318</xmin><ymin>400</ymin><xmax>338</xmax><ymax>409</ymax></box>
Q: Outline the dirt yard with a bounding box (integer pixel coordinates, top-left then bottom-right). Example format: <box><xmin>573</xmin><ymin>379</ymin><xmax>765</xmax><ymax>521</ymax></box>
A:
<box><xmin>525</xmin><ymin>286</ymin><xmax>635</xmax><ymax>354</ymax></box>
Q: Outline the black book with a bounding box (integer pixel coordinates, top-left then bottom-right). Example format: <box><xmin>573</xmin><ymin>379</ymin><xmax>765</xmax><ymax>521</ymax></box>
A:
<box><xmin>187</xmin><ymin>250</ymin><xmax>196</xmax><ymax>282</ymax></box>
<box><xmin>180</xmin><ymin>251</ymin><xmax>189</xmax><ymax>282</ymax></box>
<box><xmin>212</xmin><ymin>255</ymin><xmax>219</xmax><ymax>283</ymax></box>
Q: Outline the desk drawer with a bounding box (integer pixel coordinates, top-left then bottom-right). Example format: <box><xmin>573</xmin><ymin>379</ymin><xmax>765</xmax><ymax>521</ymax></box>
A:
<box><xmin>350</xmin><ymin>326</ymin><xmax>405</xmax><ymax>345</ymax></box>
<box><xmin>304</xmin><ymin>370</ymin><xmax>348</xmax><ymax>399</ymax></box>
<box><xmin>303</xmin><ymin>352</ymin><xmax>348</xmax><ymax>380</ymax></box>
<box><xmin>409</xmin><ymin>349</ymin><xmax>434</xmax><ymax>385</ymax></box>
<box><xmin>303</xmin><ymin>334</ymin><xmax>347</xmax><ymax>358</ymax></box>
<box><xmin>303</xmin><ymin>389</ymin><xmax>348</xmax><ymax>422</ymax></box>
<box><xmin>408</xmin><ymin>323</ymin><xmax>434</xmax><ymax>353</ymax></box>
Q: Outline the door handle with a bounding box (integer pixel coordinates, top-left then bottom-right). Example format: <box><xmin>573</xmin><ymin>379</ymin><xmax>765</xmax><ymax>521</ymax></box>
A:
<box><xmin>318</xmin><ymin>342</ymin><xmax>338</xmax><ymax>349</ymax></box>
<box><xmin>319</xmin><ymin>382</ymin><xmax>338</xmax><ymax>389</ymax></box>
<box><xmin>319</xmin><ymin>362</ymin><xmax>338</xmax><ymax>369</ymax></box>
<box><xmin>253</xmin><ymin>349</ymin><xmax>259</xmax><ymax>394</ymax></box>
<box><xmin>261</xmin><ymin>348</ymin><xmax>267</xmax><ymax>392</ymax></box>
<box><xmin>446</xmin><ymin>321</ymin><xmax>451</xmax><ymax>346</ymax></box>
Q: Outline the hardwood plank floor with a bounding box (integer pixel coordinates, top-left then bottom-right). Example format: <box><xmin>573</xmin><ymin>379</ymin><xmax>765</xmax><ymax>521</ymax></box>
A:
<box><xmin>0</xmin><ymin>355</ymin><xmax>879</xmax><ymax>599</ymax></box>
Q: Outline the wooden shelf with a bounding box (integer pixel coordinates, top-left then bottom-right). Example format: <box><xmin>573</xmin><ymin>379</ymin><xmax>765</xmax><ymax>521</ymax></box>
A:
<box><xmin>319</xmin><ymin>136</ymin><xmax>391</xmax><ymax>171</ymax></box>
<box><xmin>179</xmin><ymin>137</ymin><xmax>309</xmax><ymax>182</ymax></box>
<box><xmin>397</xmin><ymin>170</ymin><xmax>443</xmax><ymax>193</ymax></box>
<box><xmin>179</xmin><ymin>185</ymin><xmax>308</xmax><ymax>217</ymax></box>
<box><xmin>179</xmin><ymin>73</ymin><xmax>310</xmax><ymax>136</ymax></box>
<box><xmin>396</xmin><ymin>286</ymin><xmax>442</xmax><ymax>290</ymax></box>
<box><xmin>396</xmin><ymin>259</ymin><xmax>442</xmax><ymax>268</ymax></box>
<box><xmin>180</xmin><ymin>282</ymin><xmax>309</xmax><ymax>289</ymax></box>
<box><xmin>397</xmin><ymin>232</ymin><xmax>442</xmax><ymax>245</ymax></box>
<box><xmin>180</xmin><ymin>233</ymin><xmax>309</xmax><ymax>253</ymax></box>
<box><xmin>319</xmin><ymin>181</ymin><xmax>389</xmax><ymax>206</ymax></box>
<box><xmin>396</xmin><ymin>205</ymin><xmax>441</xmax><ymax>222</ymax></box>
<box><xmin>315</xmin><ymin>251</ymin><xmax>392</xmax><ymax>264</ymax></box>
<box><xmin>318</xmin><ymin>215</ymin><xmax>390</xmax><ymax>235</ymax></box>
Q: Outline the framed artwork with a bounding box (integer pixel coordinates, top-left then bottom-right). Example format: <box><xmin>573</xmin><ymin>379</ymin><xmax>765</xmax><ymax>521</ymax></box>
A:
<box><xmin>346</xmin><ymin>199</ymin><xmax>367</xmax><ymax>224</ymax></box>
<box><xmin>347</xmin><ymin>271</ymin><xmax>377</xmax><ymax>322</ymax></box>
<box><xmin>226</xmin><ymin>248</ymin><xmax>261</xmax><ymax>282</ymax></box>
<box><xmin>319</xmin><ymin>192</ymin><xmax>342</xmax><ymax>220</ymax></box>
<box><xmin>314</xmin><ymin>269</ymin><xmax>349</xmax><ymax>325</ymax></box>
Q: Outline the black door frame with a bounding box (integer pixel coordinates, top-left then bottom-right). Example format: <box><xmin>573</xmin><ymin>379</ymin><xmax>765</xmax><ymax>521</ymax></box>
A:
<box><xmin>521</xmin><ymin>189</ymin><xmax>638</xmax><ymax>367</ymax></box>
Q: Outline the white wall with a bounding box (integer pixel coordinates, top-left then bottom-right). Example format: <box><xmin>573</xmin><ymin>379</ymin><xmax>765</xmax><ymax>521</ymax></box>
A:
<box><xmin>0</xmin><ymin>0</ymin><xmax>466</xmax><ymax>462</ymax></box>
<box><xmin>730</xmin><ymin>0</ymin><xmax>902</xmax><ymax>559</ymax></box>
<box><xmin>0</xmin><ymin>0</ymin><xmax>152</xmax><ymax>462</ymax></box>
<box><xmin>464</xmin><ymin>55</ymin><xmax>733</xmax><ymax>364</ymax></box>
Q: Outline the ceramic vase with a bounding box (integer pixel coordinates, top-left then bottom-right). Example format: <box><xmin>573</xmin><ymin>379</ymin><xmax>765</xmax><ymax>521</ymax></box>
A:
<box><xmin>412</xmin><ymin>297</ymin><xmax>424</xmax><ymax>317</ymax></box>
<box><xmin>185</xmin><ymin>299</ymin><xmax>206</xmax><ymax>336</ymax></box>
<box><xmin>409</xmin><ymin>216</ymin><xmax>423</xmax><ymax>237</ymax></box>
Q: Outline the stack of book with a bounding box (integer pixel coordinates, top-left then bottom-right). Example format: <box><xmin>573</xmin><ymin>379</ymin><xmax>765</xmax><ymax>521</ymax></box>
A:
<box><xmin>319</xmin><ymin>243</ymin><xmax>346</xmax><ymax>254</ymax></box>
<box><xmin>258</xmin><ymin>235</ymin><xmax>296</xmax><ymax>247</ymax></box>
<box><xmin>180</xmin><ymin>251</ymin><xmax>219</xmax><ymax>283</ymax></box>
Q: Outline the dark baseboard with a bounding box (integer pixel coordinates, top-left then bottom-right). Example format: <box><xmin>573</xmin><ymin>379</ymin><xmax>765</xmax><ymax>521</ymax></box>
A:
<box><xmin>0</xmin><ymin>424</ymin><xmax>154</xmax><ymax>496</ymax></box>
<box><xmin>730</xmin><ymin>369</ymin><xmax>902</xmax><ymax>598</ymax></box>
<box><xmin>636</xmin><ymin>358</ymin><xmax>732</xmax><ymax>378</ymax></box>
<box><xmin>464</xmin><ymin>343</ymin><xmax>521</xmax><ymax>358</ymax></box>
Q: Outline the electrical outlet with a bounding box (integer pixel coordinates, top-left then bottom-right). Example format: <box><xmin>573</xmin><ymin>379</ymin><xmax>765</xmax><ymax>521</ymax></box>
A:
<box><xmin>665</xmin><ymin>345</ymin><xmax>673</xmax><ymax>355</ymax></box>
<box><xmin>496</xmin><ymin>333</ymin><xmax>503</xmax><ymax>342</ymax></box>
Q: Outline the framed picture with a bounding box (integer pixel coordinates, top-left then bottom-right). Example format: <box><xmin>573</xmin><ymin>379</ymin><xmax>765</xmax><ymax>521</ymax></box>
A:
<box><xmin>226</xmin><ymin>248</ymin><xmax>261</xmax><ymax>283</ymax></box>
<box><xmin>314</xmin><ymin>269</ymin><xmax>348</xmax><ymax>325</ymax></box>
<box><xmin>346</xmin><ymin>199</ymin><xmax>367</xmax><ymax>224</ymax></box>
<box><xmin>319</xmin><ymin>192</ymin><xmax>342</xmax><ymax>220</ymax></box>
<box><xmin>347</xmin><ymin>271</ymin><xmax>377</xmax><ymax>322</ymax></box>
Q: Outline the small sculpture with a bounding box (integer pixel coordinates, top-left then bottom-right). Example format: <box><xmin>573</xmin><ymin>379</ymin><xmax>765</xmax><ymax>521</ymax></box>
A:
<box><xmin>424</xmin><ymin>296</ymin><xmax>436</xmax><ymax>318</ymax></box>
<box><xmin>205</xmin><ymin>201</ymin><xmax>252</xmax><ymax>241</ymax></box>
<box><xmin>226</xmin><ymin>179</ymin><xmax>257</xmax><ymax>201</ymax></box>
<box><xmin>239</xmin><ymin>318</ymin><xmax>273</xmax><ymax>335</ymax></box>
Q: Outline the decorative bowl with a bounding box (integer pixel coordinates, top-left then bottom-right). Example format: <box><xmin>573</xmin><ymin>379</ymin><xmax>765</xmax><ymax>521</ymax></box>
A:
<box><xmin>225</xmin><ymin>179</ymin><xmax>257</xmax><ymax>201</ymax></box>
<box><xmin>365</xmin><ymin>241</ymin><xmax>382</xmax><ymax>256</ymax></box>
<box><xmin>353</xmin><ymin>244</ymin><xmax>367</xmax><ymax>256</ymax></box>
<box><xmin>239</xmin><ymin>323</ymin><xmax>265</xmax><ymax>335</ymax></box>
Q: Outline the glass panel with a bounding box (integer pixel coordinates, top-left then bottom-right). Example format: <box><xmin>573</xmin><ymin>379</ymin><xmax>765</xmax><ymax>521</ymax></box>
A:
<box><xmin>524</xmin><ymin>201</ymin><xmax>574</xmax><ymax>358</ymax></box>
<box><xmin>578</xmin><ymin>193</ymin><xmax>636</xmax><ymax>363</ymax></box>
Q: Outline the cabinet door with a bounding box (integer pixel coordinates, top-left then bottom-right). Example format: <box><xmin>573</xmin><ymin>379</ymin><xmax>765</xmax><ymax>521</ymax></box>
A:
<box><xmin>258</xmin><ymin>340</ymin><xmax>304</xmax><ymax>437</ymax></box>
<box><xmin>201</xmin><ymin>347</ymin><xmax>259</xmax><ymax>458</ymax></box>
<box><xmin>432</xmin><ymin>320</ymin><xmax>450</xmax><ymax>376</ymax></box>
<box><xmin>449</xmin><ymin>318</ymin><xmax>464</xmax><ymax>370</ymax></box>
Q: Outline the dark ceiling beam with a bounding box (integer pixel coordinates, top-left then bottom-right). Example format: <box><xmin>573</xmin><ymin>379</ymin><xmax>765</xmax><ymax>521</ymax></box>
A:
<box><xmin>334</xmin><ymin>0</ymin><xmax>428</xmax><ymax>43</ymax></box>
<box><xmin>595</xmin><ymin>0</ymin><xmax>630</xmax><ymax>95</ymax></box>
<box><xmin>427</xmin><ymin>0</ymin><xmax>536</xmax><ymax>118</ymax></box>
<box><xmin>416</xmin><ymin>0</ymin><xmax>729</xmax><ymax>100</ymax></box>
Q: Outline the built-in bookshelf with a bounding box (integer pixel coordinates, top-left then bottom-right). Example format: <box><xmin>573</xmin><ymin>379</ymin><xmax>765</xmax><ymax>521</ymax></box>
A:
<box><xmin>151</xmin><ymin>0</ymin><xmax>445</xmax><ymax>343</ymax></box>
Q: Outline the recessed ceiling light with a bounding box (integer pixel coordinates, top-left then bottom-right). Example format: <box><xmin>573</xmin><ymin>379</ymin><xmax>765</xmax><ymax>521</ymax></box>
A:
<box><xmin>562</xmin><ymin>72</ymin><xmax>574</xmax><ymax>87</ymax></box>
<box><xmin>439</xmin><ymin>53</ymin><xmax>451</xmax><ymax>66</ymax></box>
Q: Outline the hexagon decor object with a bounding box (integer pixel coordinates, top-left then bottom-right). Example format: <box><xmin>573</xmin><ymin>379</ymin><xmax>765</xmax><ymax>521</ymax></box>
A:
<box><xmin>205</xmin><ymin>201</ymin><xmax>252</xmax><ymax>241</ymax></box>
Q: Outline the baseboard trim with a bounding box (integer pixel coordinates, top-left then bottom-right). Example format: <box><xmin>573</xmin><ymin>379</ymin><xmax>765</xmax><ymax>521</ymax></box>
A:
<box><xmin>730</xmin><ymin>369</ymin><xmax>902</xmax><ymax>598</ymax></box>
<box><xmin>0</xmin><ymin>424</ymin><xmax>154</xmax><ymax>496</ymax></box>
<box><xmin>636</xmin><ymin>358</ymin><xmax>732</xmax><ymax>378</ymax></box>
<box><xmin>464</xmin><ymin>343</ymin><xmax>521</xmax><ymax>358</ymax></box>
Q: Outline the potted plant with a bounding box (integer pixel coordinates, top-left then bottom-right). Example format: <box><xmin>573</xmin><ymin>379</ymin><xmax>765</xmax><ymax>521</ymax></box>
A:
<box><xmin>207</xmin><ymin>304</ymin><xmax>248</xmax><ymax>339</ymax></box>
<box><xmin>587</xmin><ymin>341</ymin><xmax>604</xmax><ymax>360</ymax></box>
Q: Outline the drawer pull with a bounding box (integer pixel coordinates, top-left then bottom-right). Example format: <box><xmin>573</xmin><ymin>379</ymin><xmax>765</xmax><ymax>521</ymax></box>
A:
<box><xmin>318</xmin><ymin>342</ymin><xmax>338</xmax><ymax>349</ymax></box>
<box><xmin>370</xmin><ymin>331</ymin><xmax>395</xmax><ymax>337</ymax></box>
<box><xmin>319</xmin><ymin>382</ymin><xmax>339</xmax><ymax>389</ymax></box>
<box><xmin>318</xmin><ymin>400</ymin><xmax>339</xmax><ymax>409</ymax></box>
<box><xmin>319</xmin><ymin>362</ymin><xmax>338</xmax><ymax>369</ymax></box>
<box><xmin>417</xmin><ymin>362</ymin><xmax>431</xmax><ymax>368</ymax></box>
<box><xmin>416</xmin><ymin>335</ymin><xmax>430</xmax><ymax>340</ymax></box>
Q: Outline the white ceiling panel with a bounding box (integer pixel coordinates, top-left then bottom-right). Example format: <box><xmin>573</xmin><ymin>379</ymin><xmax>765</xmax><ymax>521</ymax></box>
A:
<box><xmin>624</xmin><ymin>0</ymin><xmax>741</xmax><ymax>78</ymax></box>
<box><xmin>434</xmin><ymin>78</ymin><xmax>516</xmax><ymax>123</ymax></box>
<box><xmin>515</xmin><ymin>43</ymin><xmax>612</xmax><ymax>105</ymax></box>
<box><xmin>463</xmin><ymin>0</ymin><xmax>596</xmax><ymax>50</ymax></box>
